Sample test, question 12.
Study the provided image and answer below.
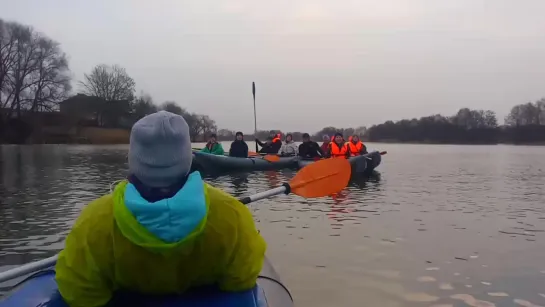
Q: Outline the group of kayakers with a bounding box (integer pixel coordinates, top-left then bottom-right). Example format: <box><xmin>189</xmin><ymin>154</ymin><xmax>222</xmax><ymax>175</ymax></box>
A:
<box><xmin>201</xmin><ymin>130</ymin><xmax>368</xmax><ymax>160</ymax></box>
<box><xmin>326</xmin><ymin>132</ymin><xmax>367</xmax><ymax>158</ymax></box>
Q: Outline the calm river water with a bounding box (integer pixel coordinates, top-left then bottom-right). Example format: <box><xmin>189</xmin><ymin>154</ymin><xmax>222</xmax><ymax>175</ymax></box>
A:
<box><xmin>1</xmin><ymin>143</ymin><xmax>545</xmax><ymax>307</ymax></box>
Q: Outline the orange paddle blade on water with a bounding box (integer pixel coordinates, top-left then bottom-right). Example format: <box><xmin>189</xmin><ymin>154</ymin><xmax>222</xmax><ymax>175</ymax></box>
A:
<box><xmin>289</xmin><ymin>158</ymin><xmax>351</xmax><ymax>198</ymax></box>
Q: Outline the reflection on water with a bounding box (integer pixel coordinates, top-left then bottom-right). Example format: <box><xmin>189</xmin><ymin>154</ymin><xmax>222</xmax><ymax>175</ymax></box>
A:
<box><xmin>0</xmin><ymin>145</ymin><xmax>128</xmax><ymax>267</ymax></box>
<box><xmin>1</xmin><ymin>144</ymin><xmax>545</xmax><ymax>307</ymax></box>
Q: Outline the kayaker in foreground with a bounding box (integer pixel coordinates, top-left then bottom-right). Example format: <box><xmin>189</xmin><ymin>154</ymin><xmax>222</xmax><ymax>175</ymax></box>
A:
<box><xmin>298</xmin><ymin>133</ymin><xmax>323</xmax><ymax>159</ymax></box>
<box><xmin>320</xmin><ymin>134</ymin><xmax>330</xmax><ymax>154</ymax></box>
<box><xmin>327</xmin><ymin>132</ymin><xmax>349</xmax><ymax>159</ymax></box>
<box><xmin>229</xmin><ymin>131</ymin><xmax>249</xmax><ymax>158</ymax></box>
<box><xmin>347</xmin><ymin>135</ymin><xmax>367</xmax><ymax>156</ymax></box>
<box><xmin>201</xmin><ymin>133</ymin><xmax>225</xmax><ymax>155</ymax></box>
<box><xmin>278</xmin><ymin>133</ymin><xmax>298</xmax><ymax>156</ymax></box>
<box><xmin>56</xmin><ymin>111</ymin><xmax>266</xmax><ymax>307</ymax></box>
<box><xmin>256</xmin><ymin>131</ymin><xmax>282</xmax><ymax>154</ymax></box>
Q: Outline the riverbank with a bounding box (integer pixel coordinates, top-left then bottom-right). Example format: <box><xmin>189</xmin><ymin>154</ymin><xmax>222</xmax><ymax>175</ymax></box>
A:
<box><xmin>27</xmin><ymin>126</ymin><xmax>130</xmax><ymax>144</ymax></box>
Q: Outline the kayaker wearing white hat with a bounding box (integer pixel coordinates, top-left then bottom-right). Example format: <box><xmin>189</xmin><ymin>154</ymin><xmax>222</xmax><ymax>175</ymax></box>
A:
<box><xmin>55</xmin><ymin>111</ymin><xmax>266</xmax><ymax>307</ymax></box>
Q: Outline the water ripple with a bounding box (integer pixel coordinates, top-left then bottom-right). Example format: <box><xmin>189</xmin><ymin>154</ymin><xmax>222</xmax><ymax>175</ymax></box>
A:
<box><xmin>1</xmin><ymin>144</ymin><xmax>545</xmax><ymax>306</ymax></box>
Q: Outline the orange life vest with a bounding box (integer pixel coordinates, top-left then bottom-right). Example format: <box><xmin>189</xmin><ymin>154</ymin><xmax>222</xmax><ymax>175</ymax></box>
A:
<box><xmin>329</xmin><ymin>142</ymin><xmax>348</xmax><ymax>159</ymax></box>
<box><xmin>272</xmin><ymin>136</ymin><xmax>281</xmax><ymax>143</ymax></box>
<box><xmin>347</xmin><ymin>141</ymin><xmax>364</xmax><ymax>156</ymax></box>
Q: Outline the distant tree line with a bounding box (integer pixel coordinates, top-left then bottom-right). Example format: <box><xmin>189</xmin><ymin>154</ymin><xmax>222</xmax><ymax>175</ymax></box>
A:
<box><xmin>235</xmin><ymin>103</ymin><xmax>545</xmax><ymax>145</ymax></box>
<box><xmin>365</xmin><ymin>101</ymin><xmax>545</xmax><ymax>144</ymax></box>
<box><xmin>2</xmin><ymin>19</ymin><xmax>544</xmax><ymax>145</ymax></box>
<box><xmin>66</xmin><ymin>64</ymin><xmax>219</xmax><ymax>142</ymax></box>
<box><xmin>132</xmin><ymin>96</ymin><xmax>217</xmax><ymax>142</ymax></box>
<box><xmin>0</xmin><ymin>19</ymin><xmax>71</xmax><ymax>142</ymax></box>
<box><xmin>0</xmin><ymin>19</ymin><xmax>218</xmax><ymax>143</ymax></box>
<box><xmin>366</xmin><ymin>108</ymin><xmax>499</xmax><ymax>144</ymax></box>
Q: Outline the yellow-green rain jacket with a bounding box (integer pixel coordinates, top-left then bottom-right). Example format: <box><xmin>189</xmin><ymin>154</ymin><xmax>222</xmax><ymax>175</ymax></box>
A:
<box><xmin>55</xmin><ymin>171</ymin><xmax>266</xmax><ymax>307</ymax></box>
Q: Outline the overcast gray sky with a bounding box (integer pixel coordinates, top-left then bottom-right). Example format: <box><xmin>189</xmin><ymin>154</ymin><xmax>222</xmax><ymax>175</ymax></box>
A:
<box><xmin>4</xmin><ymin>0</ymin><xmax>545</xmax><ymax>132</ymax></box>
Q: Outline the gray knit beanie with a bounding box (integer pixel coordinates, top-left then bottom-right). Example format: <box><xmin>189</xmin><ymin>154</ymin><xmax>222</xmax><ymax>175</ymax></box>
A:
<box><xmin>129</xmin><ymin>111</ymin><xmax>192</xmax><ymax>188</ymax></box>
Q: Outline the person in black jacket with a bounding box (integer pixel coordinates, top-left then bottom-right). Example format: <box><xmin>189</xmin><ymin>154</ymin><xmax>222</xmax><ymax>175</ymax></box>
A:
<box><xmin>229</xmin><ymin>131</ymin><xmax>249</xmax><ymax>158</ymax></box>
<box><xmin>256</xmin><ymin>131</ymin><xmax>282</xmax><ymax>154</ymax></box>
<box><xmin>298</xmin><ymin>133</ymin><xmax>324</xmax><ymax>159</ymax></box>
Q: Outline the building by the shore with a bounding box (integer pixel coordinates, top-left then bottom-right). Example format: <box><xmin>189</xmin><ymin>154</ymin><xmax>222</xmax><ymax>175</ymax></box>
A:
<box><xmin>1</xmin><ymin>94</ymin><xmax>131</xmax><ymax>144</ymax></box>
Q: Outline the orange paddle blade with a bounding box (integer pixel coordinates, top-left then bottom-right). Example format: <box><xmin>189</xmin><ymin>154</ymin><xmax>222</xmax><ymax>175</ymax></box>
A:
<box><xmin>289</xmin><ymin>158</ymin><xmax>351</xmax><ymax>198</ymax></box>
<box><xmin>263</xmin><ymin>155</ymin><xmax>280</xmax><ymax>162</ymax></box>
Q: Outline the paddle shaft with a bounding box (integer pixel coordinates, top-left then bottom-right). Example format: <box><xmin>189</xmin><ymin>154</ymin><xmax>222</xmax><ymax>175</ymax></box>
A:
<box><xmin>0</xmin><ymin>183</ymin><xmax>293</xmax><ymax>283</ymax></box>
<box><xmin>0</xmin><ymin>254</ymin><xmax>59</xmax><ymax>283</ymax></box>
<box><xmin>239</xmin><ymin>184</ymin><xmax>289</xmax><ymax>205</ymax></box>
<box><xmin>252</xmin><ymin>82</ymin><xmax>258</xmax><ymax>152</ymax></box>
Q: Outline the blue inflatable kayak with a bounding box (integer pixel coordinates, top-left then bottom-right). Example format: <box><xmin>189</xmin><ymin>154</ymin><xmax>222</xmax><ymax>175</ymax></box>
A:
<box><xmin>192</xmin><ymin>151</ymin><xmax>299</xmax><ymax>173</ymax></box>
<box><xmin>0</xmin><ymin>257</ymin><xmax>293</xmax><ymax>307</ymax></box>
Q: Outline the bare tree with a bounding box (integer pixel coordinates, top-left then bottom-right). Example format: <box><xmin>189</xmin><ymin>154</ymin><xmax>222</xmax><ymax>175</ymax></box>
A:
<box><xmin>483</xmin><ymin>110</ymin><xmax>498</xmax><ymax>128</ymax></box>
<box><xmin>451</xmin><ymin>108</ymin><xmax>497</xmax><ymax>129</ymax></box>
<box><xmin>159</xmin><ymin>101</ymin><xmax>209</xmax><ymax>141</ymax></box>
<box><xmin>314</xmin><ymin>126</ymin><xmax>341</xmax><ymax>139</ymax></box>
<box><xmin>24</xmin><ymin>36</ymin><xmax>71</xmax><ymax>112</ymax></box>
<box><xmin>217</xmin><ymin>128</ymin><xmax>235</xmax><ymax>140</ymax></box>
<box><xmin>183</xmin><ymin>113</ymin><xmax>217</xmax><ymax>142</ymax></box>
<box><xmin>79</xmin><ymin>64</ymin><xmax>135</xmax><ymax>102</ymax></box>
<box><xmin>132</xmin><ymin>91</ymin><xmax>157</xmax><ymax>120</ymax></box>
<box><xmin>505</xmin><ymin>101</ymin><xmax>544</xmax><ymax>126</ymax></box>
<box><xmin>200</xmin><ymin>114</ymin><xmax>217</xmax><ymax>138</ymax></box>
<box><xmin>0</xmin><ymin>19</ymin><xmax>71</xmax><ymax>120</ymax></box>
<box><xmin>161</xmin><ymin>101</ymin><xmax>185</xmax><ymax>115</ymax></box>
<box><xmin>505</xmin><ymin>104</ymin><xmax>523</xmax><ymax>126</ymax></box>
<box><xmin>354</xmin><ymin>126</ymin><xmax>367</xmax><ymax>136</ymax></box>
<box><xmin>0</xmin><ymin>20</ymin><xmax>18</xmax><ymax>108</ymax></box>
<box><xmin>537</xmin><ymin>98</ymin><xmax>545</xmax><ymax>125</ymax></box>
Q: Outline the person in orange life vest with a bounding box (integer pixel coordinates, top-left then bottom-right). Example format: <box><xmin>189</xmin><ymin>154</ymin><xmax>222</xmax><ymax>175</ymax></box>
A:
<box><xmin>347</xmin><ymin>135</ymin><xmax>367</xmax><ymax>157</ymax></box>
<box><xmin>327</xmin><ymin>133</ymin><xmax>349</xmax><ymax>159</ymax></box>
<box><xmin>256</xmin><ymin>131</ymin><xmax>282</xmax><ymax>154</ymax></box>
<box><xmin>320</xmin><ymin>135</ymin><xmax>330</xmax><ymax>155</ymax></box>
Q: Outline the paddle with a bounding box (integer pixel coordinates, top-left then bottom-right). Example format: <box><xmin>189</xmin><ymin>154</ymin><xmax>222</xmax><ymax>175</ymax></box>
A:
<box><xmin>241</xmin><ymin>157</ymin><xmax>350</xmax><ymax>202</ymax></box>
<box><xmin>247</xmin><ymin>151</ymin><xmax>281</xmax><ymax>162</ymax></box>
<box><xmin>252</xmin><ymin>82</ymin><xmax>258</xmax><ymax>153</ymax></box>
<box><xmin>0</xmin><ymin>158</ymin><xmax>351</xmax><ymax>283</ymax></box>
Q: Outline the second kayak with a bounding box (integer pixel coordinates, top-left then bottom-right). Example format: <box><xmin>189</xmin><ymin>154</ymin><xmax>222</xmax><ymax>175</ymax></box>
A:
<box><xmin>193</xmin><ymin>151</ymin><xmax>299</xmax><ymax>172</ymax></box>
<box><xmin>298</xmin><ymin>151</ymin><xmax>383</xmax><ymax>175</ymax></box>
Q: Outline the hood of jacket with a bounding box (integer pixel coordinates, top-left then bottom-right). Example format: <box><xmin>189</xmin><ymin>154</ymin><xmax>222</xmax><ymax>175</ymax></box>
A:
<box><xmin>113</xmin><ymin>171</ymin><xmax>209</xmax><ymax>253</ymax></box>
